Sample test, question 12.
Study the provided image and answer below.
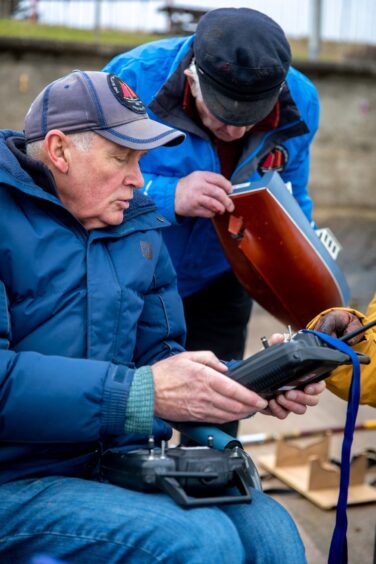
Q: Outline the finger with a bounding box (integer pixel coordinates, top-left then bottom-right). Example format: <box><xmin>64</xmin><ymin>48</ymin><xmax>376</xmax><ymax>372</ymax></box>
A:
<box><xmin>181</xmin><ymin>350</ymin><xmax>229</xmax><ymax>373</ymax></box>
<box><xmin>198</xmin><ymin>192</ymin><xmax>234</xmax><ymax>215</ymax></box>
<box><xmin>346</xmin><ymin>334</ymin><xmax>364</xmax><ymax>346</ymax></box>
<box><xmin>204</xmin><ymin>185</ymin><xmax>235</xmax><ymax>213</ymax></box>
<box><xmin>209</xmin><ymin>388</ymin><xmax>261</xmax><ymax>418</ymax></box>
<box><xmin>303</xmin><ymin>381</ymin><xmax>326</xmax><ymax>395</ymax></box>
<box><xmin>209</xmin><ymin>373</ymin><xmax>268</xmax><ymax>410</ymax></box>
<box><xmin>199</xmin><ymin>195</ymin><xmax>228</xmax><ymax>215</ymax></box>
<box><xmin>190</xmin><ymin>206</ymin><xmax>217</xmax><ymax>218</ymax></box>
<box><xmin>315</xmin><ymin>316</ymin><xmax>336</xmax><ymax>335</ymax></box>
<box><xmin>269</xmin><ymin>333</ymin><xmax>285</xmax><ymax>346</ymax></box>
<box><xmin>204</xmin><ymin>172</ymin><xmax>233</xmax><ymax>193</ymax></box>
<box><xmin>344</xmin><ymin>320</ymin><xmax>365</xmax><ymax>345</ymax></box>
<box><xmin>283</xmin><ymin>388</ymin><xmax>322</xmax><ymax>405</ymax></box>
<box><xmin>275</xmin><ymin>393</ymin><xmax>309</xmax><ymax>413</ymax></box>
<box><xmin>266</xmin><ymin>399</ymin><xmax>289</xmax><ymax>419</ymax></box>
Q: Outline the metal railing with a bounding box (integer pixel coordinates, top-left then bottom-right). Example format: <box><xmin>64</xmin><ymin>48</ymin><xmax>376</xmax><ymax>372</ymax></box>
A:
<box><xmin>1</xmin><ymin>0</ymin><xmax>375</xmax><ymax>59</ymax></box>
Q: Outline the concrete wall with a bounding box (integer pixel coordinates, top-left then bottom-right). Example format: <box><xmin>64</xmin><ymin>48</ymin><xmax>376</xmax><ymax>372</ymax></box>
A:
<box><xmin>0</xmin><ymin>39</ymin><xmax>375</xmax><ymax>211</ymax></box>
<box><xmin>310</xmin><ymin>74</ymin><xmax>375</xmax><ymax>210</ymax></box>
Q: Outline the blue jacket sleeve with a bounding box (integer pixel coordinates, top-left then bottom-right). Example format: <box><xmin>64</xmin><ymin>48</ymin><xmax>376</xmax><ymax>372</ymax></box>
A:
<box><xmin>281</xmin><ymin>77</ymin><xmax>320</xmax><ymax>223</ymax></box>
<box><xmin>0</xmin><ymin>279</ymin><xmax>136</xmax><ymax>443</ymax></box>
<box><xmin>0</xmin><ymin>348</ymin><xmax>136</xmax><ymax>443</ymax></box>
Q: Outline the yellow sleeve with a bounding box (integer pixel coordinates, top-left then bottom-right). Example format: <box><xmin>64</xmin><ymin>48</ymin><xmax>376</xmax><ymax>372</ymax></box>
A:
<box><xmin>306</xmin><ymin>294</ymin><xmax>376</xmax><ymax>407</ymax></box>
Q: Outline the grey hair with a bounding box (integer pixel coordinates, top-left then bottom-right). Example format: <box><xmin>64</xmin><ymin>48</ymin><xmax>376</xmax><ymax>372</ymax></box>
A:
<box><xmin>188</xmin><ymin>58</ymin><xmax>203</xmax><ymax>100</ymax></box>
<box><xmin>26</xmin><ymin>131</ymin><xmax>96</xmax><ymax>160</ymax></box>
<box><xmin>26</xmin><ymin>139</ymin><xmax>44</xmax><ymax>161</ymax></box>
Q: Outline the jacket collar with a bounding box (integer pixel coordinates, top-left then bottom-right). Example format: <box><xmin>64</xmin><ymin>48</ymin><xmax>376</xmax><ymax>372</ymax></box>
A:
<box><xmin>149</xmin><ymin>44</ymin><xmax>210</xmax><ymax>139</ymax></box>
<box><xmin>0</xmin><ymin>131</ymin><xmax>63</xmax><ymax>207</ymax></box>
<box><xmin>6</xmin><ymin>134</ymin><xmax>59</xmax><ymax>196</ymax></box>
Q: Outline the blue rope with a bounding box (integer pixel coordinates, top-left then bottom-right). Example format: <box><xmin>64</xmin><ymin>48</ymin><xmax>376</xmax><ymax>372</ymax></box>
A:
<box><xmin>302</xmin><ymin>329</ymin><xmax>361</xmax><ymax>564</ymax></box>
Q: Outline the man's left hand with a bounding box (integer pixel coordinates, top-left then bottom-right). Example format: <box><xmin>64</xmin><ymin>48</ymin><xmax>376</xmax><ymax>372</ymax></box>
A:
<box><xmin>262</xmin><ymin>380</ymin><xmax>326</xmax><ymax>419</ymax></box>
<box><xmin>265</xmin><ymin>332</ymin><xmax>326</xmax><ymax>419</ymax></box>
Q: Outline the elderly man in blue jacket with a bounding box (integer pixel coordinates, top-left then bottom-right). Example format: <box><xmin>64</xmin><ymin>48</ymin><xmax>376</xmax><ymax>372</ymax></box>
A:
<box><xmin>104</xmin><ymin>8</ymin><xmax>321</xmax><ymax>442</ymax></box>
<box><xmin>0</xmin><ymin>70</ymin><xmax>324</xmax><ymax>563</ymax></box>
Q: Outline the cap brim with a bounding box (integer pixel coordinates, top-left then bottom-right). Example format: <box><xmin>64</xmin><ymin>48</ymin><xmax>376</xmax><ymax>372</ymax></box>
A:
<box><xmin>199</xmin><ymin>75</ymin><xmax>280</xmax><ymax>126</ymax></box>
<box><xmin>95</xmin><ymin>115</ymin><xmax>185</xmax><ymax>150</ymax></box>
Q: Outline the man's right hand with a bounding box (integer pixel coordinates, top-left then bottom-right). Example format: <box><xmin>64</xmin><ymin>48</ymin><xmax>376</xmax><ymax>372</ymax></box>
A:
<box><xmin>175</xmin><ymin>171</ymin><xmax>235</xmax><ymax>218</ymax></box>
<box><xmin>151</xmin><ymin>351</ymin><xmax>267</xmax><ymax>424</ymax></box>
<box><xmin>313</xmin><ymin>310</ymin><xmax>364</xmax><ymax>345</ymax></box>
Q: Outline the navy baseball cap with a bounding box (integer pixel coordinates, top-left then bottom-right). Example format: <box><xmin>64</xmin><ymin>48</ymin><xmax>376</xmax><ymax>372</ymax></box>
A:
<box><xmin>193</xmin><ymin>8</ymin><xmax>291</xmax><ymax>126</ymax></box>
<box><xmin>24</xmin><ymin>70</ymin><xmax>185</xmax><ymax>150</ymax></box>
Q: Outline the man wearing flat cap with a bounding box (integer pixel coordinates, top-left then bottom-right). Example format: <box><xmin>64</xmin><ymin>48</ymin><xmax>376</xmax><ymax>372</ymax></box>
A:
<box><xmin>0</xmin><ymin>69</ymin><xmax>323</xmax><ymax>561</ymax></box>
<box><xmin>104</xmin><ymin>7</ymin><xmax>320</xmax><ymax>438</ymax></box>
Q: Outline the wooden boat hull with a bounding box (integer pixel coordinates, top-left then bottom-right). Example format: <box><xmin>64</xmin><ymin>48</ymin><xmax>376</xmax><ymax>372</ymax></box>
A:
<box><xmin>212</xmin><ymin>172</ymin><xmax>349</xmax><ymax>329</ymax></box>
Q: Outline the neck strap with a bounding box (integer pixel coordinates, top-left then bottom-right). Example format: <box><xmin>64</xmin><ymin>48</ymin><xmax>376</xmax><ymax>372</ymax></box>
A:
<box><xmin>302</xmin><ymin>329</ymin><xmax>361</xmax><ymax>564</ymax></box>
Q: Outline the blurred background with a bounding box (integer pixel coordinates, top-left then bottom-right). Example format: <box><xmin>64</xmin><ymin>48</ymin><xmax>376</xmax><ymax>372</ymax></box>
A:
<box><xmin>0</xmin><ymin>0</ymin><xmax>375</xmax><ymax>561</ymax></box>
<box><xmin>1</xmin><ymin>0</ymin><xmax>376</xmax><ymax>48</ymax></box>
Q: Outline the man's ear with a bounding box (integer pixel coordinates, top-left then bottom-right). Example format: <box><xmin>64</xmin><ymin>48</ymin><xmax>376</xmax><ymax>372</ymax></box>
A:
<box><xmin>44</xmin><ymin>130</ymin><xmax>70</xmax><ymax>174</ymax></box>
<box><xmin>183</xmin><ymin>69</ymin><xmax>197</xmax><ymax>97</ymax></box>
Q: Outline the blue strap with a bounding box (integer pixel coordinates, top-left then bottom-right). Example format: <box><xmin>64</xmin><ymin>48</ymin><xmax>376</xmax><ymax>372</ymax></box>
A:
<box><xmin>302</xmin><ymin>329</ymin><xmax>361</xmax><ymax>564</ymax></box>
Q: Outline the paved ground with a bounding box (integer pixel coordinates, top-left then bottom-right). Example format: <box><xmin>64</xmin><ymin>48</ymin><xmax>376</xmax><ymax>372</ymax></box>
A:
<box><xmin>239</xmin><ymin>211</ymin><xmax>376</xmax><ymax>563</ymax></box>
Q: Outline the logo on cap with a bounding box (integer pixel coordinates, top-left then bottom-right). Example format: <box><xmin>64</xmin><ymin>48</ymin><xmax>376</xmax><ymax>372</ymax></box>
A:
<box><xmin>108</xmin><ymin>74</ymin><xmax>146</xmax><ymax>115</ymax></box>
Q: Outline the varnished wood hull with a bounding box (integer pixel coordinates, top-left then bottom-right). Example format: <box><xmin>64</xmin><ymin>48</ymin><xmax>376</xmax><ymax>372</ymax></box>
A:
<box><xmin>212</xmin><ymin>172</ymin><xmax>349</xmax><ymax>329</ymax></box>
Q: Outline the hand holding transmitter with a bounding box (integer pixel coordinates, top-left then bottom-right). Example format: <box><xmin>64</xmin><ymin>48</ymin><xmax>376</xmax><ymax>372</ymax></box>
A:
<box><xmin>227</xmin><ymin>320</ymin><xmax>375</xmax><ymax>400</ymax></box>
<box><xmin>100</xmin><ymin>320</ymin><xmax>375</xmax><ymax>508</ymax></box>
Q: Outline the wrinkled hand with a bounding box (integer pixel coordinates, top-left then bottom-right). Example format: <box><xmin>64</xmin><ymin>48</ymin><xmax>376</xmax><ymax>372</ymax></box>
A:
<box><xmin>266</xmin><ymin>333</ymin><xmax>326</xmax><ymax>419</ymax></box>
<box><xmin>262</xmin><ymin>381</ymin><xmax>326</xmax><ymax>419</ymax></box>
<box><xmin>314</xmin><ymin>310</ymin><xmax>364</xmax><ymax>345</ymax></box>
<box><xmin>175</xmin><ymin>171</ymin><xmax>234</xmax><ymax>217</ymax></box>
<box><xmin>152</xmin><ymin>351</ymin><xmax>268</xmax><ymax>424</ymax></box>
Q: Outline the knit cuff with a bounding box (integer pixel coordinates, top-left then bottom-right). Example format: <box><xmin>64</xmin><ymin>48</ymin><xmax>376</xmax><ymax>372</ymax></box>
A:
<box><xmin>124</xmin><ymin>366</ymin><xmax>154</xmax><ymax>435</ymax></box>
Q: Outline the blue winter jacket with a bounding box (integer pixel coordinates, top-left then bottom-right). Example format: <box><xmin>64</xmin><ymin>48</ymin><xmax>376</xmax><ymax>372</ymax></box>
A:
<box><xmin>104</xmin><ymin>36</ymin><xmax>320</xmax><ymax>297</ymax></box>
<box><xmin>0</xmin><ymin>131</ymin><xmax>185</xmax><ymax>484</ymax></box>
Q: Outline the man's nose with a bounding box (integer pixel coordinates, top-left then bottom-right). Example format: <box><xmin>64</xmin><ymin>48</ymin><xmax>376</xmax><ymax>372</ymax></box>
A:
<box><xmin>223</xmin><ymin>125</ymin><xmax>246</xmax><ymax>138</ymax></box>
<box><xmin>125</xmin><ymin>162</ymin><xmax>145</xmax><ymax>190</ymax></box>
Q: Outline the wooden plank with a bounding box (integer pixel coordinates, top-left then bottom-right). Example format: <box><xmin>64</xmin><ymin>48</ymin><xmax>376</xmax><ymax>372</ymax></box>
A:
<box><xmin>275</xmin><ymin>435</ymin><xmax>330</xmax><ymax>466</ymax></box>
<box><xmin>258</xmin><ymin>453</ymin><xmax>376</xmax><ymax>509</ymax></box>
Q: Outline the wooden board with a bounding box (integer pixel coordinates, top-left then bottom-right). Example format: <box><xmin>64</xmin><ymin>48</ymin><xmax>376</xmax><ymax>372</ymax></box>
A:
<box><xmin>258</xmin><ymin>453</ymin><xmax>376</xmax><ymax>509</ymax></box>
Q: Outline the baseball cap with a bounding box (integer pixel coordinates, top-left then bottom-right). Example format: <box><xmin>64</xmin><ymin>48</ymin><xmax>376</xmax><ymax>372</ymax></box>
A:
<box><xmin>24</xmin><ymin>70</ymin><xmax>185</xmax><ymax>150</ymax></box>
<box><xmin>193</xmin><ymin>8</ymin><xmax>291</xmax><ymax>126</ymax></box>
